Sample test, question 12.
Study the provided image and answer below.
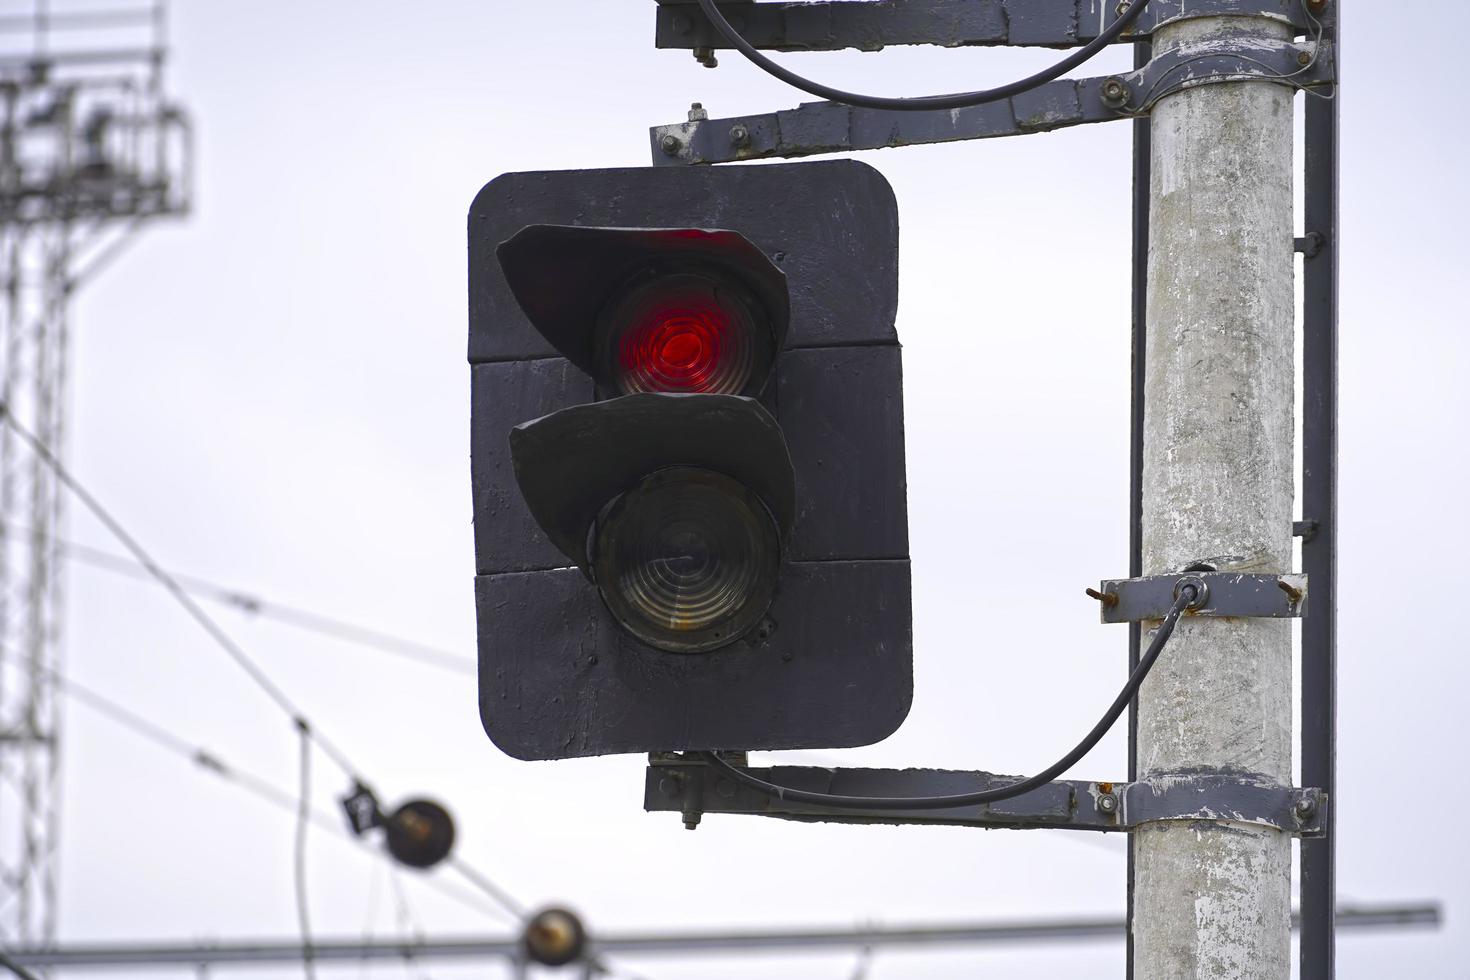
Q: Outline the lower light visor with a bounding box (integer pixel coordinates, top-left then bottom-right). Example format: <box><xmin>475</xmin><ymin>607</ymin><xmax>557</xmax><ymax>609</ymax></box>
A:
<box><xmin>593</xmin><ymin>466</ymin><xmax>779</xmax><ymax>654</ymax></box>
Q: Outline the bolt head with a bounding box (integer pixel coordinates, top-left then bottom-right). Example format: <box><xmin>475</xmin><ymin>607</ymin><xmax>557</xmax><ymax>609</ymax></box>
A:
<box><xmin>1298</xmin><ymin>50</ymin><xmax>1313</xmax><ymax>66</ymax></box>
<box><xmin>730</xmin><ymin>124</ymin><xmax>751</xmax><ymax>148</ymax></box>
<box><xmin>659</xmin><ymin>133</ymin><xmax>682</xmax><ymax>156</ymax></box>
<box><xmin>1294</xmin><ymin>796</ymin><xmax>1318</xmax><ymax>819</ymax></box>
<box><xmin>1097</xmin><ymin>793</ymin><xmax>1119</xmax><ymax>815</ymax></box>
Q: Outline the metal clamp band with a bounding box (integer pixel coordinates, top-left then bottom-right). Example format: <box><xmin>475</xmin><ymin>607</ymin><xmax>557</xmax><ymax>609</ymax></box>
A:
<box><xmin>1103</xmin><ymin>34</ymin><xmax>1334</xmax><ymax>113</ymax></box>
<box><xmin>1121</xmin><ymin>772</ymin><xmax>1326</xmax><ymax>837</ymax></box>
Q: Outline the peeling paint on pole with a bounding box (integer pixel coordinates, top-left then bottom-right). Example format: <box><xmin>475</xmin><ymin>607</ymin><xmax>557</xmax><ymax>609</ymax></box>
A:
<box><xmin>1135</xmin><ymin>12</ymin><xmax>1295</xmax><ymax>979</ymax></box>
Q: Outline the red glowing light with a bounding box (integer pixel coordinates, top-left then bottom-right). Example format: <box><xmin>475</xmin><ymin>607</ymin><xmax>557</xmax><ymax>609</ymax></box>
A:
<box><xmin>617</xmin><ymin>297</ymin><xmax>745</xmax><ymax>394</ymax></box>
<box><xmin>606</xmin><ymin>273</ymin><xmax>764</xmax><ymax>396</ymax></box>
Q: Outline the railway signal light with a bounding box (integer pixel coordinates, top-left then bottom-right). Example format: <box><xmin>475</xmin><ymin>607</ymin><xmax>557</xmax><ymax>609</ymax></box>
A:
<box><xmin>469</xmin><ymin>161</ymin><xmax>911</xmax><ymax>760</ymax></box>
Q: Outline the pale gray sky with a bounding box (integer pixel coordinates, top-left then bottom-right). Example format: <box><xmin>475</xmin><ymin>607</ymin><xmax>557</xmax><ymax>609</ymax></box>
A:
<box><xmin>36</xmin><ymin>1</ymin><xmax>1468</xmax><ymax>977</ymax></box>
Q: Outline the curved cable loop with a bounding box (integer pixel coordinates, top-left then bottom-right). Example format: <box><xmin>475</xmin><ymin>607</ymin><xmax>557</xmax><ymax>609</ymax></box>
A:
<box><xmin>703</xmin><ymin>584</ymin><xmax>1198</xmax><ymax>810</ymax></box>
<box><xmin>696</xmin><ymin>0</ymin><xmax>1152</xmax><ymax>112</ymax></box>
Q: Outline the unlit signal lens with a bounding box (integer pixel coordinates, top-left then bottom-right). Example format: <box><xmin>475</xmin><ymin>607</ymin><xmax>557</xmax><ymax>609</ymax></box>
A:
<box><xmin>593</xmin><ymin>467</ymin><xmax>779</xmax><ymax>654</ymax></box>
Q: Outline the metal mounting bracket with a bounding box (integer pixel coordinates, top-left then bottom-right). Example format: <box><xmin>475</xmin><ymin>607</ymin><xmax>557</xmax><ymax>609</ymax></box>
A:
<box><xmin>1102</xmin><ymin>34</ymin><xmax>1331</xmax><ymax>113</ymax></box>
<box><xmin>1121</xmin><ymin>771</ymin><xmax>1324</xmax><ymax>834</ymax></box>
<box><xmin>645</xmin><ymin>755</ymin><xmax>1325</xmax><ymax>836</ymax></box>
<box><xmin>1091</xmin><ymin>571</ymin><xmax>1308</xmax><ymax>624</ymax></box>
<box><xmin>649</xmin><ymin>33</ymin><xmax>1333</xmax><ymax>164</ymax></box>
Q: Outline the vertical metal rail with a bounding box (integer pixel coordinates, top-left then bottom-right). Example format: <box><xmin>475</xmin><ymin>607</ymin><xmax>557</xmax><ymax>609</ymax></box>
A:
<box><xmin>1299</xmin><ymin>3</ymin><xmax>1339</xmax><ymax>976</ymax></box>
<box><xmin>1125</xmin><ymin>37</ymin><xmax>1152</xmax><ymax>980</ymax></box>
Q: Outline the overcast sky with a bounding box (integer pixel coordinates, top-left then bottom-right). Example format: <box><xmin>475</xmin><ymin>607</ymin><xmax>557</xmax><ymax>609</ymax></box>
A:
<box><xmin>22</xmin><ymin>1</ymin><xmax>1467</xmax><ymax>977</ymax></box>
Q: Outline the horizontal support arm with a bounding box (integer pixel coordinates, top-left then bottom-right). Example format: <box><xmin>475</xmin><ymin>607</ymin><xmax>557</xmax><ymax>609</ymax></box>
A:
<box><xmin>645</xmin><ymin>756</ymin><xmax>1325</xmax><ymax>835</ymax></box>
<box><xmin>652</xmin><ymin>77</ymin><xmax>1115</xmax><ymax>164</ymax></box>
<box><xmin>654</xmin><ymin>0</ymin><xmax>1310</xmax><ymax>53</ymax></box>
<box><xmin>650</xmin><ymin>34</ymin><xmax>1331</xmax><ymax>164</ymax></box>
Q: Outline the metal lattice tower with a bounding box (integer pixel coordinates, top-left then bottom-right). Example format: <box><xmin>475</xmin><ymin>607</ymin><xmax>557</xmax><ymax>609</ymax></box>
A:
<box><xmin>0</xmin><ymin>0</ymin><xmax>189</xmax><ymax>944</ymax></box>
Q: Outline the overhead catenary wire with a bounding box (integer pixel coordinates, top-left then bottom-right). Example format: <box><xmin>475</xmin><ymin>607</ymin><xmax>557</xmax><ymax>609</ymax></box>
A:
<box><xmin>0</xmin><ymin>403</ymin><xmax>367</xmax><ymax>784</ymax></box>
<box><xmin>695</xmin><ymin>0</ymin><xmax>1152</xmax><ymax>112</ymax></box>
<box><xmin>386</xmin><ymin>868</ymin><xmax>434</xmax><ymax>980</ymax></box>
<box><xmin>35</xmin><ymin>661</ymin><xmax>514</xmax><ymax>922</ymax></box>
<box><xmin>21</xmin><ymin>525</ymin><xmax>475</xmax><ymax>675</ymax></box>
<box><xmin>445</xmin><ymin>856</ymin><xmax>527</xmax><ymax>922</ymax></box>
<box><xmin>704</xmin><ymin>585</ymin><xmax>1198</xmax><ymax>810</ymax></box>
<box><xmin>0</xmin><ymin>404</ymin><xmax>536</xmax><ymax>929</ymax></box>
<box><xmin>296</xmin><ymin>726</ymin><xmax>319</xmax><ymax>980</ymax></box>
<box><xmin>0</xmin><ymin>948</ymin><xmax>40</xmax><ymax>980</ymax></box>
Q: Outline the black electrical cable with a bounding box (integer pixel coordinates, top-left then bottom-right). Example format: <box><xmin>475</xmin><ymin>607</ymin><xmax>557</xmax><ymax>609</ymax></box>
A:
<box><xmin>696</xmin><ymin>0</ymin><xmax>1152</xmax><ymax>112</ymax></box>
<box><xmin>703</xmin><ymin>584</ymin><xmax>1197</xmax><ymax>810</ymax></box>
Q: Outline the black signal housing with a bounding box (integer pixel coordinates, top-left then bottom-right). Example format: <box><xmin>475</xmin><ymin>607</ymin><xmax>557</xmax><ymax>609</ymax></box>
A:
<box><xmin>470</xmin><ymin>160</ymin><xmax>910</xmax><ymax>760</ymax></box>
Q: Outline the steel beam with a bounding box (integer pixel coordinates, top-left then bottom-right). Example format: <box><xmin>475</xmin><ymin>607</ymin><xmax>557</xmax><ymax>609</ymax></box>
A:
<box><xmin>645</xmin><ymin>760</ymin><xmax>1325</xmax><ymax>836</ymax></box>
<box><xmin>3</xmin><ymin>906</ymin><xmax>1439</xmax><ymax>970</ymax></box>
<box><xmin>652</xmin><ymin>77</ymin><xmax>1117</xmax><ymax>164</ymax></box>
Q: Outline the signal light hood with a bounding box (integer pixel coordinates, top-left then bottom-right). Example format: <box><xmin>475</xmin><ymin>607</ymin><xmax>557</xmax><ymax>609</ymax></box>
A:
<box><xmin>496</xmin><ymin>225</ymin><xmax>790</xmax><ymax>379</ymax></box>
<box><xmin>509</xmin><ymin>393</ymin><xmax>795</xmax><ymax>571</ymax></box>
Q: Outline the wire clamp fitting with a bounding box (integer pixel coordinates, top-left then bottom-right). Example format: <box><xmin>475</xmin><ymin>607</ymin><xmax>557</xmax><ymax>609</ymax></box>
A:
<box><xmin>1090</xmin><ymin>571</ymin><xmax>1307</xmax><ymax>624</ymax></box>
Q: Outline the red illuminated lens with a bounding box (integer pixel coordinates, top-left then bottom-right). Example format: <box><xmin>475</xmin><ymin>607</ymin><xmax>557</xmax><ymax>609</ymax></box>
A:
<box><xmin>603</xmin><ymin>273</ymin><xmax>769</xmax><ymax>395</ymax></box>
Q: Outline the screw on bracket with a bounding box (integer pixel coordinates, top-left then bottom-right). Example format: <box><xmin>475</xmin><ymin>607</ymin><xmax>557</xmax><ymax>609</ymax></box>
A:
<box><xmin>1295</xmin><ymin>232</ymin><xmax>1326</xmax><ymax>259</ymax></box>
<box><xmin>1096</xmin><ymin>793</ymin><xmax>1120</xmax><ymax>816</ymax></box>
<box><xmin>688</xmin><ymin>102</ymin><xmax>709</xmax><ymax>122</ymax></box>
<box><xmin>1293</xmin><ymin>518</ymin><xmax>1322</xmax><ymax>540</ymax></box>
<box><xmin>1101</xmin><ymin>76</ymin><xmax>1130</xmax><ymax>110</ymax></box>
<box><xmin>658</xmin><ymin>133</ymin><xmax>682</xmax><ymax>157</ymax></box>
<box><xmin>1293</xmin><ymin>794</ymin><xmax>1319</xmax><ymax>822</ymax></box>
<box><xmin>693</xmin><ymin>45</ymin><xmax>718</xmax><ymax>68</ymax></box>
<box><xmin>1086</xmin><ymin>588</ymin><xmax>1119</xmax><ymax>609</ymax></box>
<box><xmin>729</xmin><ymin>124</ymin><xmax>752</xmax><ymax>149</ymax></box>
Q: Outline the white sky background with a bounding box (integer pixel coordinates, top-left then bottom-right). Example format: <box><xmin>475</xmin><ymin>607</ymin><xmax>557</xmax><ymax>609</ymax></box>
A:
<box><xmin>35</xmin><ymin>0</ymin><xmax>1467</xmax><ymax>976</ymax></box>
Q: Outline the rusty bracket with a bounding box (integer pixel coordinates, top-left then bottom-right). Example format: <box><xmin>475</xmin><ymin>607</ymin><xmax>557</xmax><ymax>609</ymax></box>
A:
<box><xmin>1122</xmin><ymin>771</ymin><xmax>1325</xmax><ymax>836</ymax></box>
<box><xmin>649</xmin><ymin>33</ymin><xmax>1333</xmax><ymax>164</ymax></box>
<box><xmin>1092</xmin><ymin>572</ymin><xmax>1307</xmax><ymax>624</ymax></box>
<box><xmin>645</xmin><ymin>755</ymin><xmax>1325</xmax><ymax>837</ymax></box>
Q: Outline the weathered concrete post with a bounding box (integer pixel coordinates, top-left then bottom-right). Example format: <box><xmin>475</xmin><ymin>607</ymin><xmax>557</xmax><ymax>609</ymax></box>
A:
<box><xmin>1134</xmin><ymin>10</ymin><xmax>1296</xmax><ymax>978</ymax></box>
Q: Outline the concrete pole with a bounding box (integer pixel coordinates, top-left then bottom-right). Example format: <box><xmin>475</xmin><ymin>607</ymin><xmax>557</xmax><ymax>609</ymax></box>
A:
<box><xmin>1134</xmin><ymin>12</ymin><xmax>1296</xmax><ymax>979</ymax></box>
